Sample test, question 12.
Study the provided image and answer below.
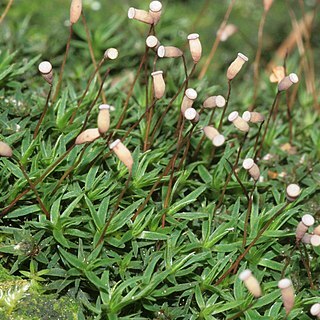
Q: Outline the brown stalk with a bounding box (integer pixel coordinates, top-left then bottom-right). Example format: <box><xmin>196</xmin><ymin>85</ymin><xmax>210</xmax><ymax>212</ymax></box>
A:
<box><xmin>218</xmin><ymin>80</ymin><xmax>232</xmax><ymax>132</ymax></box>
<box><xmin>251</xmin><ymin>9</ymin><xmax>267</xmax><ymax>110</ymax></box>
<box><xmin>191</xmin><ymin>0</ymin><xmax>210</xmax><ymax>32</ymax></box>
<box><xmin>96</xmin><ymin>173</ymin><xmax>132</xmax><ymax>247</ymax></box>
<box><xmin>286</xmin><ymin>3</ymin><xmax>312</xmax><ymax>95</ymax></box>
<box><xmin>51</xmin><ymin>144</ymin><xmax>89</xmax><ymax>195</ymax></box>
<box><xmin>0</xmin><ymin>0</ymin><xmax>14</xmax><ymax>24</ymax></box>
<box><xmin>266</xmin><ymin>11</ymin><xmax>313</xmax><ymax>69</ymax></box>
<box><xmin>226</xmin><ymin>159</ymin><xmax>249</xmax><ymax>201</ymax></box>
<box><xmin>162</xmin><ymin>118</ymin><xmax>186</xmax><ymax>227</ymax></box>
<box><xmin>242</xmin><ymin>181</ymin><xmax>257</xmax><ymax>248</ymax></box>
<box><xmin>114</xmin><ymin>26</ymin><xmax>154</xmax><ymax>131</ymax></box>
<box><xmin>285</xmin><ymin>91</ymin><xmax>293</xmax><ymax>145</ymax></box>
<box><xmin>91</xmin><ymin>99</ymin><xmax>157</xmax><ymax>168</ymax></box>
<box><xmin>255</xmin><ymin>92</ymin><xmax>280</xmax><ymax>160</ymax></box>
<box><xmin>52</xmin><ymin>25</ymin><xmax>73</xmax><ymax>103</ymax></box>
<box><xmin>216</xmin><ymin>132</ymin><xmax>248</xmax><ymax>210</ymax></box>
<box><xmin>298</xmin><ymin>243</ymin><xmax>315</xmax><ymax>289</ymax></box>
<box><xmin>33</xmin><ymin>85</ymin><xmax>53</xmax><ymax>139</ymax></box>
<box><xmin>227</xmin><ymin>301</ymin><xmax>257</xmax><ymax>320</ymax></box>
<box><xmin>149</xmin><ymin>64</ymin><xmax>197</xmax><ymax>147</ymax></box>
<box><xmin>143</xmin><ymin>55</ymin><xmax>159</xmax><ymax>151</ymax></box>
<box><xmin>80</xmin><ymin>69</ymin><xmax>110</xmax><ymax>132</ymax></box>
<box><xmin>193</xmin><ymin>106</ymin><xmax>217</xmax><ymax>160</ymax></box>
<box><xmin>81</xmin><ymin>12</ymin><xmax>107</xmax><ymax>105</ymax></box>
<box><xmin>272</xmin><ymin>51</ymin><xmax>288</xmax><ymax>122</ymax></box>
<box><xmin>198</xmin><ymin>0</ymin><xmax>236</xmax><ymax>80</ymax></box>
<box><xmin>142</xmin><ymin>42</ymin><xmax>151</xmax><ymax>151</ymax></box>
<box><xmin>15</xmin><ymin>159</ymin><xmax>50</xmax><ymax>219</ymax></box>
<box><xmin>177</xmin><ymin>124</ymin><xmax>197</xmax><ymax>171</ymax></box>
<box><xmin>253</xmin><ymin>121</ymin><xmax>264</xmax><ymax>160</ymax></box>
<box><xmin>174</xmin><ymin>55</ymin><xmax>190</xmax><ymax>139</ymax></box>
<box><xmin>143</xmin><ymin>98</ymin><xmax>156</xmax><ymax>151</ymax></box>
<box><xmin>209</xmin><ymin>80</ymin><xmax>232</xmax><ymax>162</ymax></box>
<box><xmin>1</xmin><ymin>144</ymin><xmax>75</xmax><ymax>218</ymax></box>
<box><xmin>69</xmin><ymin>57</ymin><xmax>105</xmax><ymax>124</ymax></box>
<box><xmin>281</xmin><ymin>246</ymin><xmax>297</xmax><ymax>278</ymax></box>
<box><xmin>215</xmin><ymin>203</ymin><xmax>289</xmax><ymax>285</ymax></box>
<box><xmin>287</xmin><ymin>2</ymin><xmax>319</xmax><ymax>110</ymax></box>
<box><xmin>132</xmin><ymin>128</ymin><xmax>196</xmax><ymax>221</ymax></box>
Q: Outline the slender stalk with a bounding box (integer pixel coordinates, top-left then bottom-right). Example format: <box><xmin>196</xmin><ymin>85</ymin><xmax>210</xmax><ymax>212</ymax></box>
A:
<box><xmin>143</xmin><ymin>56</ymin><xmax>156</xmax><ymax>151</ymax></box>
<box><xmin>242</xmin><ymin>181</ymin><xmax>257</xmax><ymax>248</ymax></box>
<box><xmin>1</xmin><ymin>144</ymin><xmax>75</xmax><ymax>217</ymax></box>
<box><xmin>191</xmin><ymin>0</ymin><xmax>210</xmax><ymax>31</ymax></box>
<box><xmin>95</xmin><ymin>99</ymin><xmax>157</xmax><ymax>166</ymax></box>
<box><xmin>210</xmin><ymin>80</ymin><xmax>232</xmax><ymax>162</ymax></box>
<box><xmin>122</xmin><ymin>100</ymin><xmax>157</xmax><ymax>143</ymax></box>
<box><xmin>255</xmin><ymin>92</ymin><xmax>280</xmax><ymax>160</ymax></box>
<box><xmin>215</xmin><ymin>203</ymin><xmax>289</xmax><ymax>285</ymax></box>
<box><xmin>298</xmin><ymin>243</ymin><xmax>315</xmax><ymax>289</ymax></box>
<box><xmin>96</xmin><ymin>173</ymin><xmax>132</xmax><ymax>247</ymax></box>
<box><xmin>52</xmin><ymin>25</ymin><xmax>73</xmax><ymax>103</ymax></box>
<box><xmin>149</xmin><ymin>64</ymin><xmax>197</xmax><ymax>147</ymax></box>
<box><xmin>69</xmin><ymin>57</ymin><xmax>105</xmax><ymax>124</ymax></box>
<box><xmin>226</xmin><ymin>159</ymin><xmax>249</xmax><ymax>201</ymax></box>
<box><xmin>272</xmin><ymin>93</ymin><xmax>281</xmax><ymax>122</ymax></box>
<box><xmin>132</xmin><ymin>128</ymin><xmax>196</xmax><ymax>221</ymax></box>
<box><xmin>0</xmin><ymin>0</ymin><xmax>14</xmax><ymax>24</ymax></box>
<box><xmin>33</xmin><ymin>86</ymin><xmax>53</xmax><ymax>139</ymax></box>
<box><xmin>81</xmin><ymin>12</ymin><xmax>107</xmax><ymax>104</ymax></box>
<box><xmin>174</xmin><ymin>55</ymin><xmax>190</xmax><ymax>138</ymax></box>
<box><xmin>281</xmin><ymin>246</ymin><xmax>297</xmax><ymax>278</ymax></box>
<box><xmin>253</xmin><ymin>121</ymin><xmax>264</xmax><ymax>160</ymax></box>
<box><xmin>218</xmin><ymin>80</ymin><xmax>232</xmax><ymax>132</ymax></box>
<box><xmin>216</xmin><ymin>132</ymin><xmax>248</xmax><ymax>209</ymax></box>
<box><xmin>301</xmin><ymin>1</ymin><xmax>319</xmax><ymax>110</ymax></box>
<box><xmin>177</xmin><ymin>124</ymin><xmax>197</xmax><ymax>170</ymax></box>
<box><xmin>182</xmin><ymin>55</ymin><xmax>189</xmax><ymax>87</ymax></box>
<box><xmin>192</xmin><ymin>107</ymin><xmax>216</xmax><ymax>160</ymax></box>
<box><xmin>144</xmin><ymin>98</ymin><xmax>156</xmax><ymax>151</ymax></box>
<box><xmin>114</xmin><ymin>26</ymin><xmax>153</xmax><ymax>131</ymax></box>
<box><xmin>285</xmin><ymin>92</ymin><xmax>293</xmax><ymax>145</ymax></box>
<box><xmin>251</xmin><ymin>9</ymin><xmax>267</xmax><ymax>109</ymax></box>
<box><xmin>51</xmin><ymin>144</ymin><xmax>89</xmax><ymax>195</ymax></box>
<box><xmin>80</xmin><ymin>69</ymin><xmax>110</xmax><ymax>132</ymax></box>
<box><xmin>198</xmin><ymin>0</ymin><xmax>236</xmax><ymax>80</ymax></box>
<box><xmin>15</xmin><ymin>158</ymin><xmax>50</xmax><ymax>219</ymax></box>
<box><xmin>162</xmin><ymin>118</ymin><xmax>186</xmax><ymax>227</ymax></box>
<box><xmin>227</xmin><ymin>301</ymin><xmax>257</xmax><ymax>320</ymax></box>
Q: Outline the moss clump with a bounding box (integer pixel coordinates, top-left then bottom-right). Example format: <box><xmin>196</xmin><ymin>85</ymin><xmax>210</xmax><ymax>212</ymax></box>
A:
<box><xmin>11</xmin><ymin>294</ymin><xmax>79</xmax><ymax>320</ymax></box>
<box><xmin>0</xmin><ymin>265</ymin><xmax>78</xmax><ymax>319</ymax></box>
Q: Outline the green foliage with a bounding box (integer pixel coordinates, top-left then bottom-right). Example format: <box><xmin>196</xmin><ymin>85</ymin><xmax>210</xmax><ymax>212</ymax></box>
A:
<box><xmin>0</xmin><ymin>0</ymin><xmax>319</xmax><ymax>319</ymax></box>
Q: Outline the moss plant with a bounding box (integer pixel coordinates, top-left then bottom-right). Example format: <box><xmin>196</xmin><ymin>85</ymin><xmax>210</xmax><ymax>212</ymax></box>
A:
<box><xmin>0</xmin><ymin>1</ymin><xmax>319</xmax><ymax>319</ymax></box>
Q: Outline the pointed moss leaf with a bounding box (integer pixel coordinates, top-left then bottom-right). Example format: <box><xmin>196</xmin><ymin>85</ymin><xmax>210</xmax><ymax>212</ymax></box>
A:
<box><xmin>50</xmin><ymin>196</ymin><xmax>62</xmax><ymax>225</ymax></box>
<box><xmin>194</xmin><ymin>285</ymin><xmax>205</xmax><ymax>310</ymax></box>
<box><xmin>85</xmin><ymin>166</ymin><xmax>100</xmax><ymax>191</ymax></box>
<box><xmin>106</xmin><ymin>199</ymin><xmax>143</xmax><ymax>234</ymax></box>
<box><xmin>53</xmin><ymin>229</ymin><xmax>71</xmax><ymax>248</ymax></box>
<box><xmin>5</xmin><ymin>204</ymin><xmax>41</xmax><ymax>219</ymax></box>
<box><xmin>168</xmin><ymin>186</ymin><xmax>206</xmax><ymax>216</ymax></box>
<box><xmin>59</xmin><ymin>247</ymin><xmax>86</xmax><ymax>270</ymax></box>
<box><xmin>138</xmin><ymin>231</ymin><xmax>168</xmax><ymax>241</ymax></box>
<box><xmin>84</xmin><ymin>270</ymin><xmax>106</xmax><ymax>290</ymax></box>
<box><xmin>198</xmin><ymin>165</ymin><xmax>212</xmax><ymax>184</ymax></box>
<box><xmin>60</xmin><ymin>194</ymin><xmax>84</xmax><ymax>218</ymax></box>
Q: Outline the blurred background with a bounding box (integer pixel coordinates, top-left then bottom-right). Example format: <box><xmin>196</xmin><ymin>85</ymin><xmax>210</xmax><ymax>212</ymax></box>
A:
<box><xmin>0</xmin><ymin>0</ymin><xmax>319</xmax><ymax>109</ymax></box>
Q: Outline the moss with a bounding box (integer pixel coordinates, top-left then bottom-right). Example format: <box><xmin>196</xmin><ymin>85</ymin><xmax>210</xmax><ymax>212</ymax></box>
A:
<box><xmin>10</xmin><ymin>294</ymin><xmax>79</xmax><ymax>320</ymax></box>
<box><xmin>0</xmin><ymin>266</ymin><xmax>78</xmax><ymax>320</ymax></box>
<box><xmin>0</xmin><ymin>264</ymin><xmax>18</xmax><ymax>282</ymax></box>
